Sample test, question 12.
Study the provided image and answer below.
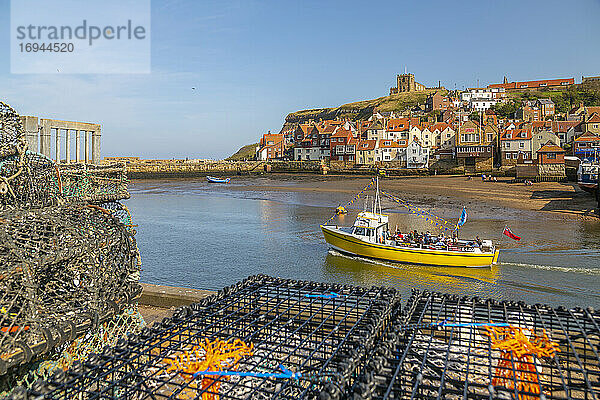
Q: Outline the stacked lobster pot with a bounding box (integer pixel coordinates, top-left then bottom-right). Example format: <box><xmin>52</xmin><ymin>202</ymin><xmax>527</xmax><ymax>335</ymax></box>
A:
<box><xmin>14</xmin><ymin>275</ymin><xmax>400</xmax><ymax>400</ymax></box>
<box><xmin>0</xmin><ymin>101</ymin><xmax>143</xmax><ymax>394</ymax></box>
<box><xmin>351</xmin><ymin>290</ymin><xmax>600</xmax><ymax>400</ymax></box>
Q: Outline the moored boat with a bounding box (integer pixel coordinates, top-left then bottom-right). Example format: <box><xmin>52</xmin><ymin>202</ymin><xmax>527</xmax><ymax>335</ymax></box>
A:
<box><xmin>577</xmin><ymin>159</ymin><xmax>598</xmax><ymax>193</ymax></box>
<box><xmin>207</xmin><ymin>176</ymin><xmax>231</xmax><ymax>184</ymax></box>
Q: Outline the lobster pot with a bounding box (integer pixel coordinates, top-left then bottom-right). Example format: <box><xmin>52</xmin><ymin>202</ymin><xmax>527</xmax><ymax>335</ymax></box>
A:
<box><xmin>352</xmin><ymin>290</ymin><xmax>600</xmax><ymax>400</ymax></box>
<box><xmin>0</xmin><ymin>205</ymin><xmax>142</xmax><ymax>373</ymax></box>
<box><xmin>23</xmin><ymin>275</ymin><xmax>400</xmax><ymax>400</ymax></box>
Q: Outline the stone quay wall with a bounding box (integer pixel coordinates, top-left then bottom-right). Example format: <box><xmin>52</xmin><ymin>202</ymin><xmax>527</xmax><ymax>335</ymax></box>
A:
<box><xmin>107</xmin><ymin>157</ymin><xmax>568</xmax><ymax>180</ymax></box>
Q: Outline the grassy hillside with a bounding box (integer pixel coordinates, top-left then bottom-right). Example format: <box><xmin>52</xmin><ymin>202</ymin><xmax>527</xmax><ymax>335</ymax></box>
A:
<box><xmin>286</xmin><ymin>88</ymin><xmax>446</xmax><ymax>123</ymax></box>
<box><xmin>227</xmin><ymin>143</ymin><xmax>258</xmax><ymax>161</ymax></box>
<box><xmin>506</xmin><ymin>82</ymin><xmax>600</xmax><ymax>113</ymax></box>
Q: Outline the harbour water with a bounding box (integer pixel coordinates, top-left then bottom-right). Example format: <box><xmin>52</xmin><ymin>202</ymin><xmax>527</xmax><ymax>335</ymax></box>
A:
<box><xmin>128</xmin><ymin>176</ymin><xmax>600</xmax><ymax>308</ymax></box>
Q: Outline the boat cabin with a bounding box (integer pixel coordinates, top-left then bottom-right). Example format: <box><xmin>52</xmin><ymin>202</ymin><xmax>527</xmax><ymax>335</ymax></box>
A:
<box><xmin>351</xmin><ymin>211</ymin><xmax>389</xmax><ymax>243</ymax></box>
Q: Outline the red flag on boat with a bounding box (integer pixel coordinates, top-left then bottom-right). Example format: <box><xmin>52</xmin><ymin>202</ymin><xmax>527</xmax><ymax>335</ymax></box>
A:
<box><xmin>503</xmin><ymin>226</ymin><xmax>521</xmax><ymax>241</ymax></box>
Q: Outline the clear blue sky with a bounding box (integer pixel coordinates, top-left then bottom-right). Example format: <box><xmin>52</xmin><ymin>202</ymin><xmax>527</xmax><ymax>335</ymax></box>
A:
<box><xmin>1</xmin><ymin>0</ymin><xmax>599</xmax><ymax>159</ymax></box>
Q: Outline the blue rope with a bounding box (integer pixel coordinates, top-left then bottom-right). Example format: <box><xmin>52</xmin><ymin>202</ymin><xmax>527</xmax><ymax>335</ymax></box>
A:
<box><xmin>305</xmin><ymin>292</ymin><xmax>343</xmax><ymax>299</ymax></box>
<box><xmin>193</xmin><ymin>364</ymin><xmax>301</xmax><ymax>380</ymax></box>
<box><xmin>433</xmin><ymin>319</ymin><xmax>510</xmax><ymax>328</ymax></box>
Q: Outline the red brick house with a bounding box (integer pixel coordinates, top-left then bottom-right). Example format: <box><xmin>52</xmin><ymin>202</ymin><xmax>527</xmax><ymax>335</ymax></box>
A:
<box><xmin>425</xmin><ymin>91</ymin><xmax>452</xmax><ymax>112</ymax></box>
<box><xmin>537</xmin><ymin>141</ymin><xmax>565</xmax><ymax>164</ymax></box>
<box><xmin>329</xmin><ymin>128</ymin><xmax>357</xmax><ymax>162</ymax></box>
<box><xmin>256</xmin><ymin>133</ymin><xmax>286</xmax><ymax>160</ymax></box>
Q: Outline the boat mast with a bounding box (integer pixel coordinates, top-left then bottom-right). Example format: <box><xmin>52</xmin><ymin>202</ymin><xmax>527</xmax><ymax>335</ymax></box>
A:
<box><xmin>377</xmin><ymin>177</ymin><xmax>381</xmax><ymax>215</ymax></box>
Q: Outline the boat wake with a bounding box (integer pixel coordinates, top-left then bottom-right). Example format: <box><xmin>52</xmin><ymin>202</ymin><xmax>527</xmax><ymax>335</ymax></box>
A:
<box><xmin>499</xmin><ymin>262</ymin><xmax>600</xmax><ymax>276</ymax></box>
<box><xmin>328</xmin><ymin>249</ymin><xmax>403</xmax><ymax>269</ymax></box>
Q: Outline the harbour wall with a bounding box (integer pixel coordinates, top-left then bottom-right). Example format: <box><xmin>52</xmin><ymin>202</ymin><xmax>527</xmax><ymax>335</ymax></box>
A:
<box><xmin>106</xmin><ymin>157</ymin><xmax>462</xmax><ymax>179</ymax></box>
<box><xmin>105</xmin><ymin>157</ymin><xmax>576</xmax><ymax>180</ymax></box>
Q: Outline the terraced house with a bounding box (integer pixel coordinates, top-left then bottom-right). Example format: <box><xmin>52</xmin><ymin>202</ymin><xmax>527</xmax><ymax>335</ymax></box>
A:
<box><xmin>356</xmin><ymin>140</ymin><xmax>377</xmax><ymax>164</ymax></box>
<box><xmin>376</xmin><ymin>139</ymin><xmax>401</xmax><ymax>162</ymax></box>
<box><xmin>500</xmin><ymin>128</ymin><xmax>532</xmax><ymax>165</ymax></box>
<box><xmin>455</xmin><ymin>120</ymin><xmax>494</xmax><ymax>172</ymax></box>
<box><xmin>329</xmin><ymin>128</ymin><xmax>357</xmax><ymax>162</ymax></box>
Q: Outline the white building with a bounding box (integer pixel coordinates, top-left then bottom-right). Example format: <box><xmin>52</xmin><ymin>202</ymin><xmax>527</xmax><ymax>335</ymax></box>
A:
<box><xmin>461</xmin><ymin>87</ymin><xmax>506</xmax><ymax>112</ymax></box>
<box><xmin>404</xmin><ymin>140</ymin><xmax>430</xmax><ymax>168</ymax></box>
<box><xmin>461</xmin><ymin>87</ymin><xmax>506</xmax><ymax>102</ymax></box>
<box><xmin>293</xmin><ymin>146</ymin><xmax>329</xmax><ymax>161</ymax></box>
<box><xmin>470</xmin><ymin>99</ymin><xmax>500</xmax><ymax>112</ymax></box>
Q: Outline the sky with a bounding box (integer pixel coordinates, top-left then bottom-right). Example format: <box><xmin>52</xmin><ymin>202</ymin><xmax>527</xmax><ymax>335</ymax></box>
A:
<box><xmin>1</xmin><ymin>0</ymin><xmax>599</xmax><ymax>159</ymax></box>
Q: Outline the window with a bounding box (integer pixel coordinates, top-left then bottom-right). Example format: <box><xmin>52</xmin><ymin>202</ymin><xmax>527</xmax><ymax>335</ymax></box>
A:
<box><xmin>519</xmin><ymin>142</ymin><xmax>524</xmax><ymax>148</ymax></box>
<box><xmin>506</xmin><ymin>133</ymin><xmax>512</xmax><ymax>139</ymax></box>
<box><xmin>349</xmin><ymin>155</ymin><xmax>354</xmax><ymax>161</ymax></box>
<box><xmin>267</xmin><ymin>141</ymin><xmax>274</xmax><ymax>145</ymax></box>
<box><xmin>336</xmin><ymin>145</ymin><xmax>345</xmax><ymax>154</ymax></box>
<box><xmin>548</xmin><ymin>153</ymin><xmax>556</xmax><ymax>159</ymax></box>
<box><xmin>506</xmin><ymin>153</ymin><xmax>511</xmax><ymax>159</ymax></box>
<box><xmin>384</xmin><ymin>141</ymin><xmax>391</xmax><ymax>146</ymax></box>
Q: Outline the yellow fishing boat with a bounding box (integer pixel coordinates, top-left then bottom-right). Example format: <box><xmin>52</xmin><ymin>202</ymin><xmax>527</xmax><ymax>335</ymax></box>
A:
<box><xmin>321</xmin><ymin>179</ymin><xmax>500</xmax><ymax>268</ymax></box>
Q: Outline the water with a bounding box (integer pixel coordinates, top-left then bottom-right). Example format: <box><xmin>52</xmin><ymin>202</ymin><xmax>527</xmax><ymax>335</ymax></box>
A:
<box><xmin>127</xmin><ymin>176</ymin><xmax>600</xmax><ymax>308</ymax></box>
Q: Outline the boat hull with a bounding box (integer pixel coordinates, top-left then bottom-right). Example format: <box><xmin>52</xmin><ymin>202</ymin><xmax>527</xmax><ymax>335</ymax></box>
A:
<box><xmin>322</xmin><ymin>225</ymin><xmax>499</xmax><ymax>268</ymax></box>
<box><xmin>207</xmin><ymin>176</ymin><xmax>230</xmax><ymax>184</ymax></box>
<box><xmin>578</xmin><ymin>182</ymin><xmax>598</xmax><ymax>194</ymax></box>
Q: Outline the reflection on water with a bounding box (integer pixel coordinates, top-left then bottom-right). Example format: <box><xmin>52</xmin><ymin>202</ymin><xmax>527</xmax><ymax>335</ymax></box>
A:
<box><xmin>128</xmin><ymin>177</ymin><xmax>600</xmax><ymax>309</ymax></box>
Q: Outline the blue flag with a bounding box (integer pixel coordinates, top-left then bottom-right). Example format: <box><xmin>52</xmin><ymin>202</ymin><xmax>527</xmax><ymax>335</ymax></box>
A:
<box><xmin>457</xmin><ymin>207</ymin><xmax>467</xmax><ymax>227</ymax></box>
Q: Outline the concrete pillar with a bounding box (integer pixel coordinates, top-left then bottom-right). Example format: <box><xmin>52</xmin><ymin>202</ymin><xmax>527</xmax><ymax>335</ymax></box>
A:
<box><xmin>65</xmin><ymin>130</ymin><xmax>71</xmax><ymax>164</ymax></box>
<box><xmin>75</xmin><ymin>130</ymin><xmax>81</xmax><ymax>162</ymax></box>
<box><xmin>39</xmin><ymin>121</ymin><xmax>52</xmax><ymax>157</ymax></box>
<box><xmin>21</xmin><ymin>116</ymin><xmax>39</xmax><ymax>152</ymax></box>
<box><xmin>91</xmin><ymin>127</ymin><xmax>101</xmax><ymax>164</ymax></box>
<box><xmin>84</xmin><ymin>131</ymin><xmax>90</xmax><ymax>163</ymax></box>
<box><xmin>55</xmin><ymin>128</ymin><xmax>61</xmax><ymax>163</ymax></box>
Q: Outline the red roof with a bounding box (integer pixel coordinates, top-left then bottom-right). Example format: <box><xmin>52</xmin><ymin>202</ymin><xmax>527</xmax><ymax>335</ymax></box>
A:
<box><xmin>489</xmin><ymin>77</ymin><xmax>574</xmax><ymax>90</ymax></box>
<box><xmin>430</xmin><ymin>122</ymin><xmax>451</xmax><ymax>132</ymax></box>
<box><xmin>378</xmin><ymin>140</ymin><xmax>400</xmax><ymax>148</ymax></box>
<box><xmin>552</xmin><ymin>121</ymin><xmax>578</xmax><ymax>132</ymax></box>
<box><xmin>260</xmin><ymin>133</ymin><xmax>284</xmax><ymax>147</ymax></box>
<box><xmin>500</xmin><ymin>129</ymin><xmax>532</xmax><ymax>141</ymax></box>
<box><xmin>574</xmin><ymin>132</ymin><xmax>600</xmax><ymax>142</ymax></box>
<box><xmin>387</xmin><ymin>118</ymin><xmax>410</xmax><ymax>131</ymax></box>
<box><xmin>357</xmin><ymin>140</ymin><xmax>377</xmax><ymax>151</ymax></box>
<box><xmin>587</xmin><ymin>112</ymin><xmax>600</xmax><ymax>123</ymax></box>
<box><xmin>331</xmin><ymin>128</ymin><xmax>354</xmax><ymax>138</ymax></box>
<box><xmin>537</xmin><ymin>141</ymin><xmax>565</xmax><ymax>153</ymax></box>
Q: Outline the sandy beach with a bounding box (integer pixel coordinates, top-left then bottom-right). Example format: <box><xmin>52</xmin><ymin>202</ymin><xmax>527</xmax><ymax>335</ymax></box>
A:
<box><xmin>225</xmin><ymin>174</ymin><xmax>599</xmax><ymax>220</ymax></box>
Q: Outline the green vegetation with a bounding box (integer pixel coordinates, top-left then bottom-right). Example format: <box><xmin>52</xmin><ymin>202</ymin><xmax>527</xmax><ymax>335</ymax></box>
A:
<box><xmin>506</xmin><ymin>82</ymin><xmax>600</xmax><ymax>113</ymax></box>
<box><xmin>489</xmin><ymin>101</ymin><xmax>519</xmax><ymax>119</ymax></box>
<box><xmin>227</xmin><ymin>143</ymin><xmax>258</xmax><ymax>161</ymax></box>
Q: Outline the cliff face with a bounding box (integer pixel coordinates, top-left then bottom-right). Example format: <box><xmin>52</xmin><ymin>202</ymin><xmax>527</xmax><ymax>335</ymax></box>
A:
<box><xmin>280</xmin><ymin>89</ymin><xmax>443</xmax><ymax>132</ymax></box>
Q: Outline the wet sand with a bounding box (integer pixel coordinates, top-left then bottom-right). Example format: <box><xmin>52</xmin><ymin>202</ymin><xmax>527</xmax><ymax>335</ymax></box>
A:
<box><xmin>226</xmin><ymin>175</ymin><xmax>599</xmax><ymax>220</ymax></box>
